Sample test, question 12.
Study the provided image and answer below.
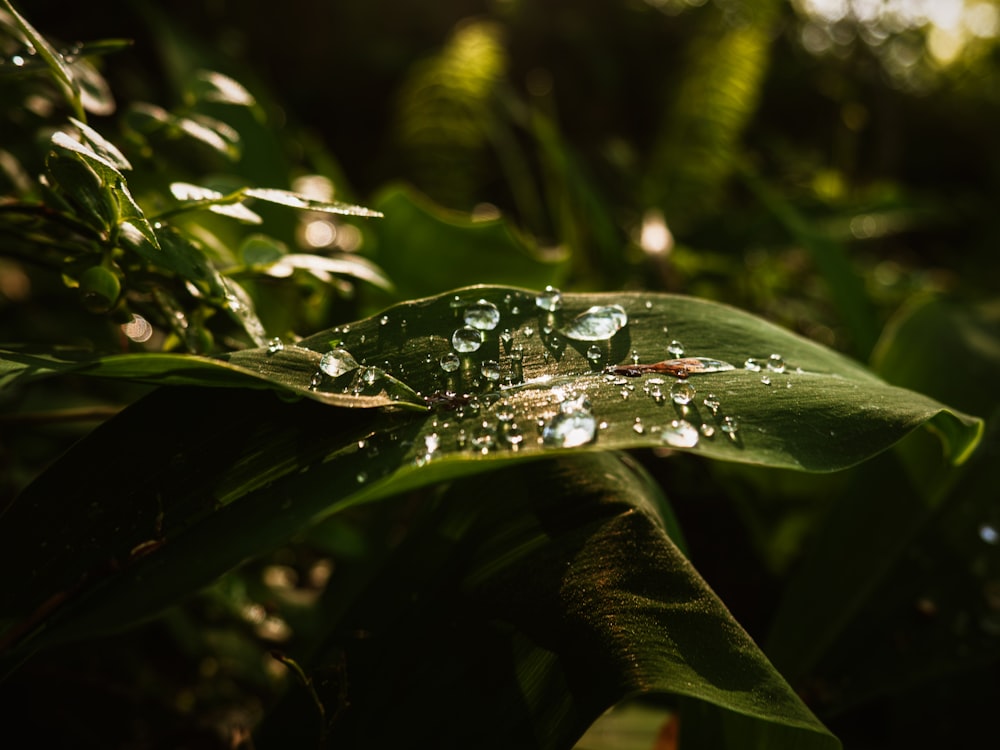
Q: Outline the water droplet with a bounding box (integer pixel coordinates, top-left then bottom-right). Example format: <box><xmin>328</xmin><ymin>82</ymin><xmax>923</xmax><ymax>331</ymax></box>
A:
<box><xmin>649</xmin><ymin>383</ymin><xmax>664</xmax><ymax>402</ymax></box>
<box><xmin>356</xmin><ymin>471</ymin><xmax>368</xmax><ymax>484</ymax></box>
<box><xmin>631</xmin><ymin>349</ymin><xmax>641</xmax><ymax>364</ymax></box>
<box><xmin>645</xmin><ymin>300</ymin><xmax>653</xmax><ymax>309</ymax></box>
<box><xmin>481</xmin><ymin>360</ymin><xmax>501</xmax><ymax>382</ymax></box>
<box><xmin>620</xmin><ymin>388</ymin><xmax>632</xmax><ymax>400</ymax></box>
<box><xmin>319</xmin><ymin>348</ymin><xmax>359</xmax><ymax>377</ymax></box>
<box><xmin>561</xmin><ymin>305</ymin><xmax>628</xmax><ymax>342</ymax></box>
<box><xmin>452</xmin><ymin>326</ymin><xmax>483</xmax><ymax>353</ymax></box>
<box><xmin>267</xmin><ymin>337</ymin><xmax>284</xmax><ymax>354</ymax></box>
<box><xmin>456</xmin><ymin>429</ymin><xmax>468</xmax><ymax>449</ymax></box>
<box><xmin>767</xmin><ymin>353</ymin><xmax>786</xmax><ymax>373</ymax></box>
<box><xmin>720</xmin><ymin>416</ymin><xmax>739</xmax><ymax>439</ymax></box>
<box><xmin>662</xmin><ymin>419</ymin><xmax>699</xmax><ymax>448</ymax></box>
<box><xmin>360</xmin><ymin>366</ymin><xmax>381</xmax><ymax>386</ymax></box>
<box><xmin>380</xmin><ymin>315</ymin><xmax>390</xmax><ymax>326</ymax></box>
<box><xmin>541</xmin><ymin>397</ymin><xmax>597</xmax><ymax>448</ymax></box>
<box><xmin>703</xmin><ymin>394</ymin><xmax>720</xmax><ymax>414</ymax></box>
<box><xmin>744</xmin><ymin>358</ymin><xmax>762</xmax><ymax>372</ymax></box>
<box><xmin>309</xmin><ymin>371</ymin><xmax>322</xmax><ymax>390</ymax></box>
<box><xmin>500</xmin><ymin>328</ymin><xmax>513</xmax><ymax>346</ymax></box>
<box><xmin>586</xmin><ymin>345</ymin><xmax>603</xmax><ymax>362</ymax></box>
<box><xmin>437</xmin><ymin>353</ymin><xmax>459</xmax><ymax>374</ymax></box>
<box><xmin>535</xmin><ymin>285</ymin><xmax>563</xmax><ymax>312</ymax></box>
<box><xmin>667</xmin><ymin>340</ymin><xmax>685</xmax><ymax>357</ymax></box>
<box><xmin>700</xmin><ymin>423</ymin><xmax>716</xmax><ymax>438</ymax></box>
<box><xmin>632</xmin><ymin>417</ymin><xmax>644</xmax><ymax>434</ymax></box>
<box><xmin>979</xmin><ymin>524</ymin><xmax>999</xmax><ymax>545</ymax></box>
<box><xmin>523</xmin><ymin>326</ymin><xmax>535</xmax><ymax>338</ymax></box>
<box><xmin>760</xmin><ymin>374</ymin><xmax>772</xmax><ymax>386</ymax></box>
<box><xmin>464</xmin><ymin>299</ymin><xmax>501</xmax><ymax>331</ymax></box>
<box><xmin>670</xmin><ymin>381</ymin><xmax>696</xmax><ymax>405</ymax></box>
<box><xmin>511</xmin><ymin>345</ymin><xmax>524</xmax><ymax>363</ymax></box>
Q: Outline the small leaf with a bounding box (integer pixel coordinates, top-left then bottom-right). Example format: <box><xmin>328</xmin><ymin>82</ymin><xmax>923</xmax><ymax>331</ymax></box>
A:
<box><xmin>241</xmin><ymin>187</ymin><xmax>384</xmax><ymax>217</ymax></box>
<box><xmin>191</xmin><ymin>69</ymin><xmax>255</xmax><ymax>107</ymax></box>
<box><xmin>68</xmin><ymin>117</ymin><xmax>131</xmax><ymax>171</ymax></box>
<box><xmin>265</xmin><ymin>253</ymin><xmax>393</xmax><ymax>290</ymax></box>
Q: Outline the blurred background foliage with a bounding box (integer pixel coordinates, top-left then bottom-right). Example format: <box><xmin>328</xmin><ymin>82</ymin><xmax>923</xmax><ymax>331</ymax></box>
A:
<box><xmin>2</xmin><ymin>0</ymin><xmax>999</xmax><ymax>747</ymax></box>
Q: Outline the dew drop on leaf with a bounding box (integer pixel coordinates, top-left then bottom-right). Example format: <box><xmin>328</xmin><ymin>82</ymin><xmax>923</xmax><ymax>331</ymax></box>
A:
<box><xmin>452</xmin><ymin>326</ymin><xmax>483</xmax><ymax>353</ymax></box>
<box><xmin>481</xmin><ymin>360</ymin><xmax>501</xmax><ymax>382</ymax></box>
<box><xmin>561</xmin><ymin>304</ymin><xmax>628</xmax><ymax>342</ymax></box>
<box><xmin>744</xmin><ymin>358</ymin><xmax>762</xmax><ymax>372</ymax></box>
<box><xmin>721</xmin><ymin>416</ymin><xmax>739</xmax><ymax>439</ymax></box>
<box><xmin>541</xmin><ymin>397</ymin><xmax>597</xmax><ymax>447</ymax></box>
<box><xmin>979</xmin><ymin>524</ymin><xmax>999</xmax><ymax>545</ymax></box>
<box><xmin>535</xmin><ymin>285</ymin><xmax>563</xmax><ymax>312</ymax></box>
<box><xmin>319</xmin><ymin>348</ymin><xmax>359</xmax><ymax>378</ymax></box>
<box><xmin>670</xmin><ymin>381</ymin><xmax>696</xmax><ymax>405</ymax></box>
<box><xmin>767</xmin><ymin>353</ymin><xmax>786</xmax><ymax>373</ymax></box>
<box><xmin>667</xmin><ymin>340</ymin><xmax>685</xmax><ymax>357</ymax></box>
<box><xmin>267</xmin><ymin>337</ymin><xmax>284</xmax><ymax>355</ymax></box>
<box><xmin>586</xmin><ymin>345</ymin><xmax>603</xmax><ymax>362</ymax></box>
<box><xmin>440</xmin><ymin>352</ymin><xmax>461</xmax><ymax>373</ymax></box>
<box><xmin>703</xmin><ymin>394</ymin><xmax>721</xmax><ymax>414</ymax></box>
<box><xmin>662</xmin><ymin>419</ymin><xmax>699</xmax><ymax>448</ymax></box>
<box><xmin>464</xmin><ymin>299</ymin><xmax>501</xmax><ymax>331</ymax></box>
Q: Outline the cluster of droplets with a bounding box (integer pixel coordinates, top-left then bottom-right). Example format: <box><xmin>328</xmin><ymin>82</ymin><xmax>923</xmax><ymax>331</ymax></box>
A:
<box><xmin>744</xmin><ymin>353</ymin><xmax>795</xmax><ymax>387</ymax></box>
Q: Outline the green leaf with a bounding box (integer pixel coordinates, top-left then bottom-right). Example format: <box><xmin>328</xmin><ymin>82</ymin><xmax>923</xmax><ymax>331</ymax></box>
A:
<box><xmin>68</xmin><ymin>117</ymin><xmax>131</xmax><ymax>171</ymax></box>
<box><xmin>45</xmin><ymin>153</ymin><xmax>115</xmax><ymax>232</ymax></box>
<box><xmin>241</xmin><ymin>187</ymin><xmax>384</xmax><ymax>218</ymax></box>
<box><xmin>0</xmin><ymin>287</ymin><xmax>980</xmax><ymax>676</ymax></box>
<box><xmin>368</xmin><ymin>185</ymin><xmax>568</xmax><ymax>301</ymax></box>
<box><xmin>263</xmin><ymin>454</ymin><xmax>838</xmax><ymax>749</ymax></box>
<box><xmin>0</xmin><ymin>0</ymin><xmax>83</xmax><ymax>119</ymax></box>
<box><xmin>190</xmin><ymin>69</ymin><xmax>255</xmax><ymax>107</ymax></box>
<box><xmin>124</xmin><ymin>103</ymin><xmax>242</xmax><ymax>161</ymax></box>
<box><xmin>168</xmin><ymin>182</ymin><xmax>263</xmax><ymax>224</ymax></box>
<box><xmin>765</xmin><ymin>298</ymin><xmax>1000</xmax><ymax>706</ymax></box>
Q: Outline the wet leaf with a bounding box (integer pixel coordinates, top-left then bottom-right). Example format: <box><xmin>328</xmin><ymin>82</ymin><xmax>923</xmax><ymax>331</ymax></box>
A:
<box><xmin>0</xmin><ymin>286</ymin><xmax>981</xmax><ymax>676</ymax></box>
<box><xmin>241</xmin><ymin>187</ymin><xmax>384</xmax><ymax>218</ymax></box>
<box><xmin>266</xmin><ymin>454</ymin><xmax>838</xmax><ymax>749</ymax></box>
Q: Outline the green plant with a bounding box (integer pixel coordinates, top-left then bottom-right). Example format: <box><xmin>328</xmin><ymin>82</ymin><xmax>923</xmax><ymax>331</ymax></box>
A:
<box><xmin>1</xmin><ymin>3</ymin><xmax>996</xmax><ymax>749</ymax></box>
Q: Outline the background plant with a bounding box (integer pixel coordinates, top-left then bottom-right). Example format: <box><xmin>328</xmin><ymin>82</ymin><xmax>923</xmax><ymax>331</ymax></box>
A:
<box><xmin>1</xmin><ymin>1</ymin><xmax>998</xmax><ymax>748</ymax></box>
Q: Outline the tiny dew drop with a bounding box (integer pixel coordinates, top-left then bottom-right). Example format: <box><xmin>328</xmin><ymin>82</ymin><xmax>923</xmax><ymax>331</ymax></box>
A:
<box><xmin>631</xmin><ymin>349</ymin><xmax>641</xmax><ymax>364</ymax></box>
<box><xmin>309</xmin><ymin>371</ymin><xmax>323</xmax><ymax>390</ymax></box>
<box><xmin>703</xmin><ymin>394</ymin><xmax>720</xmax><ymax>414</ymax></box>
<box><xmin>645</xmin><ymin>300</ymin><xmax>653</xmax><ymax>309</ymax></box>
<box><xmin>767</xmin><ymin>353</ymin><xmax>786</xmax><ymax>373</ymax></box>
<box><xmin>700</xmin><ymin>423</ymin><xmax>716</xmax><ymax>438</ymax></box>
<box><xmin>440</xmin><ymin>352</ymin><xmax>461</xmax><ymax>373</ymax></box>
<box><xmin>561</xmin><ymin>305</ymin><xmax>628</xmax><ymax>342</ymax></box>
<box><xmin>481</xmin><ymin>360</ymin><xmax>501</xmax><ymax>382</ymax></box>
<box><xmin>720</xmin><ymin>416</ymin><xmax>739</xmax><ymax>439</ymax></box>
<box><xmin>356</xmin><ymin>471</ymin><xmax>368</xmax><ymax>484</ymax></box>
<box><xmin>511</xmin><ymin>345</ymin><xmax>524</xmax><ymax>363</ymax></box>
<box><xmin>535</xmin><ymin>285</ymin><xmax>563</xmax><ymax>312</ymax></box>
<box><xmin>452</xmin><ymin>326</ymin><xmax>483</xmax><ymax>353</ymax></box>
<box><xmin>523</xmin><ymin>326</ymin><xmax>535</xmax><ymax>338</ymax></box>
<box><xmin>495</xmin><ymin>403</ymin><xmax>516</xmax><ymax>422</ymax></box>
<box><xmin>266</xmin><ymin>337</ymin><xmax>284</xmax><ymax>355</ymax></box>
<box><xmin>649</xmin><ymin>383</ymin><xmax>664</xmax><ymax>402</ymax></box>
<box><xmin>662</xmin><ymin>419</ymin><xmax>699</xmax><ymax>448</ymax></box>
<box><xmin>319</xmin><ymin>348</ymin><xmax>359</xmax><ymax>377</ymax></box>
<box><xmin>744</xmin><ymin>358</ymin><xmax>762</xmax><ymax>372</ymax></box>
<box><xmin>760</xmin><ymin>374</ymin><xmax>772</xmax><ymax>386</ymax></box>
<box><xmin>500</xmin><ymin>328</ymin><xmax>513</xmax><ymax>346</ymax></box>
<box><xmin>670</xmin><ymin>381</ymin><xmax>696</xmax><ymax>405</ymax></box>
<box><xmin>472</xmin><ymin>421</ymin><xmax>497</xmax><ymax>453</ymax></box>
<box><xmin>586</xmin><ymin>345</ymin><xmax>603</xmax><ymax>362</ymax></box>
<box><xmin>667</xmin><ymin>340</ymin><xmax>685</xmax><ymax>357</ymax></box>
<box><xmin>464</xmin><ymin>299</ymin><xmax>501</xmax><ymax>331</ymax></box>
<box><xmin>632</xmin><ymin>417</ymin><xmax>644</xmax><ymax>434</ymax></box>
<box><xmin>380</xmin><ymin>315</ymin><xmax>390</xmax><ymax>326</ymax></box>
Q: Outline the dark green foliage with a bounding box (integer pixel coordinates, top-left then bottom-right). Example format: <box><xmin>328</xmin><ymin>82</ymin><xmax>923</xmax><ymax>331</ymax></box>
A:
<box><xmin>2</xmin><ymin>2</ymin><xmax>998</xmax><ymax>748</ymax></box>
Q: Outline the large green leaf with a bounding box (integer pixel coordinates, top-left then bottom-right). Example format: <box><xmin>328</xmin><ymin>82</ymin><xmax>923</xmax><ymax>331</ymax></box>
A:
<box><xmin>0</xmin><ymin>286</ymin><xmax>980</xmax><ymax>672</ymax></box>
<box><xmin>765</xmin><ymin>298</ymin><xmax>1000</xmax><ymax>729</ymax></box>
<box><xmin>258</xmin><ymin>453</ymin><xmax>839</xmax><ymax>749</ymax></box>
